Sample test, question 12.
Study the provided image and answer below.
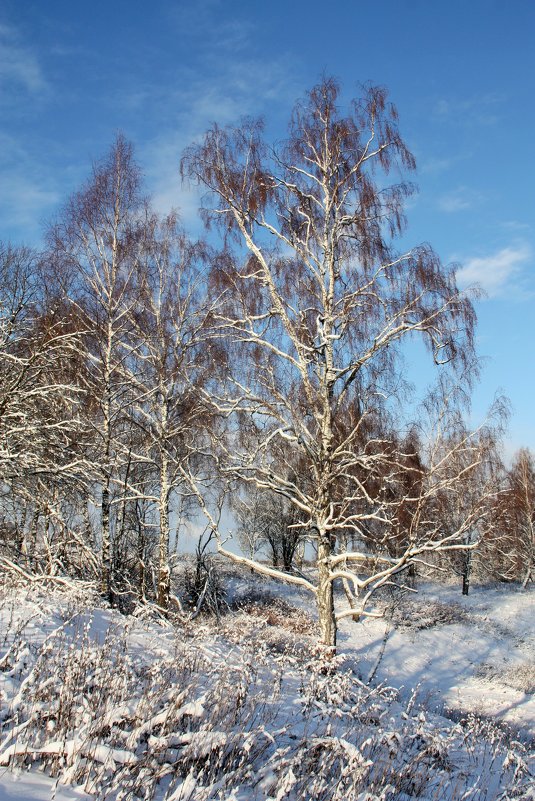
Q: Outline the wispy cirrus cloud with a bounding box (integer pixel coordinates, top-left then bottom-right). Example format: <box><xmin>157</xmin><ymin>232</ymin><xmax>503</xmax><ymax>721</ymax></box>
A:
<box><xmin>0</xmin><ymin>22</ymin><xmax>48</xmax><ymax>99</ymax></box>
<box><xmin>93</xmin><ymin>0</ymin><xmax>302</xmax><ymax>229</ymax></box>
<box><xmin>501</xmin><ymin>220</ymin><xmax>532</xmax><ymax>233</ymax></box>
<box><xmin>0</xmin><ymin>133</ymin><xmax>60</xmax><ymax>243</ymax></box>
<box><xmin>434</xmin><ymin>92</ymin><xmax>503</xmax><ymax>126</ymax></box>
<box><xmin>0</xmin><ymin>22</ymin><xmax>56</xmax><ymax>243</ymax></box>
<box><xmin>163</xmin><ymin>1</ymin><xmax>254</xmax><ymax>55</ymax></box>
<box><xmin>420</xmin><ymin>156</ymin><xmax>457</xmax><ymax>175</ymax></box>
<box><xmin>139</xmin><ymin>56</ymin><xmax>300</xmax><ymax>228</ymax></box>
<box><xmin>437</xmin><ymin>186</ymin><xmax>485</xmax><ymax>213</ymax></box>
<box><xmin>1</xmin><ymin>3</ymin><xmax>299</xmax><ymax>242</ymax></box>
<box><xmin>456</xmin><ymin>243</ymin><xmax>533</xmax><ymax>298</ymax></box>
<box><xmin>0</xmin><ymin>175</ymin><xmax>59</xmax><ymax>234</ymax></box>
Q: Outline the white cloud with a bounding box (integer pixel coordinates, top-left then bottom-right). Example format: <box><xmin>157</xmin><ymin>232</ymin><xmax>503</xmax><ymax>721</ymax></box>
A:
<box><xmin>437</xmin><ymin>186</ymin><xmax>484</xmax><ymax>213</ymax></box>
<box><xmin>456</xmin><ymin>243</ymin><xmax>533</xmax><ymax>297</ymax></box>
<box><xmin>0</xmin><ymin>133</ymin><xmax>61</xmax><ymax>244</ymax></box>
<box><xmin>501</xmin><ymin>220</ymin><xmax>532</xmax><ymax>232</ymax></box>
<box><xmin>164</xmin><ymin>2</ymin><xmax>253</xmax><ymax>55</ymax></box>
<box><xmin>140</xmin><ymin>56</ymin><xmax>299</xmax><ymax>228</ymax></box>
<box><xmin>433</xmin><ymin>93</ymin><xmax>503</xmax><ymax>126</ymax></box>
<box><xmin>0</xmin><ymin>23</ymin><xmax>47</xmax><ymax>97</ymax></box>
<box><xmin>420</xmin><ymin>156</ymin><xmax>456</xmax><ymax>175</ymax></box>
<box><xmin>0</xmin><ymin>172</ymin><xmax>60</xmax><ymax>243</ymax></box>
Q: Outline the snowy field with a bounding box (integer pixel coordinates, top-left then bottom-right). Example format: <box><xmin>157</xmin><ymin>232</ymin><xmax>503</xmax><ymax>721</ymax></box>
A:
<box><xmin>339</xmin><ymin>582</ymin><xmax>535</xmax><ymax>740</ymax></box>
<box><xmin>0</xmin><ymin>571</ymin><xmax>533</xmax><ymax>800</ymax></box>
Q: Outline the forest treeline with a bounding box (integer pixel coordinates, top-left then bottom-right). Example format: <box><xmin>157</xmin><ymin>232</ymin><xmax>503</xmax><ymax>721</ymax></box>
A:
<box><xmin>0</xmin><ymin>79</ymin><xmax>533</xmax><ymax>648</ymax></box>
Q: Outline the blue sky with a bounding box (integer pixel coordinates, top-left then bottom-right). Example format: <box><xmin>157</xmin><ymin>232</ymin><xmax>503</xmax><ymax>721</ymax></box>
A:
<box><xmin>1</xmin><ymin>0</ymin><xmax>534</xmax><ymax>455</ymax></box>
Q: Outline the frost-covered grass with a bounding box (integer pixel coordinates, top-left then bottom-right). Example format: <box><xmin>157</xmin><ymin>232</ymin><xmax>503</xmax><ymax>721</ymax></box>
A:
<box><xmin>0</xmin><ymin>577</ymin><xmax>533</xmax><ymax>800</ymax></box>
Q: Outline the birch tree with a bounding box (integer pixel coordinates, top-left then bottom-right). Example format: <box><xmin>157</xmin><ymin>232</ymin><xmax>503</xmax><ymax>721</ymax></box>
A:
<box><xmin>413</xmin><ymin>381</ymin><xmax>505</xmax><ymax>596</ymax></box>
<box><xmin>0</xmin><ymin>243</ymin><xmax>83</xmax><ymax>491</ymax></box>
<box><xmin>492</xmin><ymin>448</ymin><xmax>535</xmax><ymax>587</ymax></box>
<box><xmin>0</xmin><ymin>243</ymin><xmax>91</xmax><ymax>580</ymax></box>
<box><xmin>125</xmin><ymin>213</ymin><xmax>213</xmax><ymax>611</ymax></box>
<box><xmin>182</xmin><ymin>78</ymin><xmax>484</xmax><ymax>649</ymax></box>
<box><xmin>47</xmin><ymin>135</ymin><xmax>146</xmax><ymax>599</ymax></box>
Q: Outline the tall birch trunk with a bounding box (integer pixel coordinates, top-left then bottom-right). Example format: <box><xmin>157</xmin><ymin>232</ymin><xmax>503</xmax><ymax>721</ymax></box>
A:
<box><xmin>157</xmin><ymin>454</ymin><xmax>171</xmax><ymax>611</ymax></box>
<box><xmin>101</xmin><ymin>480</ymin><xmax>111</xmax><ymax>598</ymax></box>
<box><xmin>462</xmin><ymin>551</ymin><xmax>471</xmax><ymax>596</ymax></box>
<box><xmin>317</xmin><ymin>533</ymin><xmax>336</xmax><ymax>648</ymax></box>
<box><xmin>137</xmin><ymin>509</ymin><xmax>146</xmax><ymax>601</ymax></box>
<box><xmin>100</xmin><ymin>328</ymin><xmax>113</xmax><ymax>600</ymax></box>
<box><xmin>157</xmin><ymin>389</ymin><xmax>170</xmax><ymax>612</ymax></box>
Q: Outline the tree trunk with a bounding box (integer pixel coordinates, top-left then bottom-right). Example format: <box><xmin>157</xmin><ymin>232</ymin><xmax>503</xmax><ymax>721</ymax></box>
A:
<box><xmin>157</xmin><ymin>533</ymin><xmax>170</xmax><ymax>612</ymax></box>
<box><xmin>317</xmin><ymin>535</ymin><xmax>336</xmax><ymax>650</ymax></box>
<box><xmin>101</xmin><ymin>481</ymin><xmax>111</xmax><ymax>599</ymax></box>
<box><xmin>28</xmin><ymin>508</ymin><xmax>40</xmax><ymax>568</ymax></box>
<box><xmin>82</xmin><ymin>498</ymin><xmax>94</xmax><ymax>549</ymax></box>
<box><xmin>521</xmin><ymin>561</ymin><xmax>533</xmax><ymax>589</ymax></box>
<box><xmin>157</xmin><ymin>456</ymin><xmax>170</xmax><ymax>612</ymax></box>
<box><xmin>136</xmin><ymin>504</ymin><xmax>146</xmax><ymax>600</ymax></box>
<box><xmin>407</xmin><ymin>561</ymin><xmax>417</xmax><ymax>590</ymax></box>
<box><xmin>462</xmin><ymin>551</ymin><xmax>471</xmax><ymax>596</ymax></box>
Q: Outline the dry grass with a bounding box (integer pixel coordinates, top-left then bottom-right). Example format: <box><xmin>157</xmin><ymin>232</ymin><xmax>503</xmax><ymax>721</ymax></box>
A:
<box><xmin>392</xmin><ymin>599</ymin><xmax>472</xmax><ymax>629</ymax></box>
<box><xmin>477</xmin><ymin>662</ymin><xmax>535</xmax><ymax>695</ymax></box>
<box><xmin>501</xmin><ymin>663</ymin><xmax>535</xmax><ymax>695</ymax></box>
<box><xmin>234</xmin><ymin>590</ymin><xmax>316</xmax><ymax>633</ymax></box>
<box><xmin>0</xmin><ymin>584</ymin><xmax>533</xmax><ymax>800</ymax></box>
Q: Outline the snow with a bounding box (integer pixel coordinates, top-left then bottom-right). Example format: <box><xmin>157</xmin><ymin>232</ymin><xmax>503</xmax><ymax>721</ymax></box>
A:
<box><xmin>337</xmin><ymin>582</ymin><xmax>535</xmax><ymax>738</ymax></box>
<box><xmin>0</xmin><ymin>576</ymin><xmax>533</xmax><ymax>800</ymax></box>
<box><xmin>0</xmin><ymin>770</ymin><xmax>90</xmax><ymax>800</ymax></box>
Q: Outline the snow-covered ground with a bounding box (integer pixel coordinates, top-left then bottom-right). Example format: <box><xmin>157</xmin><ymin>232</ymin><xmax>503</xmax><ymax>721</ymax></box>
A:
<box><xmin>338</xmin><ymin>582</ymin><xmax>535</xmax><ymax>740</ymax></box>
<box><xmin>0</xmin><ymin>771</ymin><xmax>90</xmax><ymax>800</ymax></box>
<box><xmin>0</xmin><ymin>573</ymin><xmax>533</xmax><ymax>800</ymax></box>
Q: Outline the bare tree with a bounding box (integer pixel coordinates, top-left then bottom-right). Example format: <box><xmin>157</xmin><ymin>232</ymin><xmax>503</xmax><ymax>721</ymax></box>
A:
<box><xmin>47</xmin><ymin>135</ymin><xmax>146</xmax><ymax>599</ymax></box>
<box><xmin>182</xmin><ymin>78</ymin><xmax>484</xmax><ymax>649</ymax></box>
<box><xmin>235</xmin><ymin>485</ymin><xmax>303</xmax><ymax>570</ymax></box>
<box><xmin>0</xmin><ymin>243</ymin><xmax>85</xmax><ymax>517</ymax></box>
<box><xmin>412</xmin><ymin>382</ymin><xmax>506</xmax><ymax>596</ymax></box>
<box><xmin>0</xmin><ymin>243</ymin><xmax>95</xmax><ymax>587</ymax></box>
<box><xmin>234</xmin><ymin>488</ymin><xmax>266</xmax><ymax>561</ymax></box>
<box><xmin>124</xmin><ymin>213</ymin><xmax>213</xmax><ymax>611</ymax></box>
<box><xmin>490</xmin><ymin>448</ymin><xmax>535</xmax><ymax>587</ymax></box>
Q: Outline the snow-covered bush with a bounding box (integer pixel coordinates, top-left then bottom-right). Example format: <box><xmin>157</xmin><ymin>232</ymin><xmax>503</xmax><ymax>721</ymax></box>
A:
<box><xmin>0</xmin><ymin>585</ymin><xmax>533</xmax><ymax>800</ymax></box>
<box><xmin>392</xmin><ymin>599</ymin><xmax>472</xmax><ymax>630</ymax></box>
<box><xmin>234</xmin><ymin>591</ymin><xmax>316</xmax><ymax>634</ymax></box>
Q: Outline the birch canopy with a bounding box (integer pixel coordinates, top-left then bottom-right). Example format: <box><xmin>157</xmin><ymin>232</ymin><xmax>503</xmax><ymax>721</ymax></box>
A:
<box><xmin>0</xmin><ymin>243</ymin><xmax>82</xmax><ymax>484</ymax></box>
<box><xmin>181</xmin><ymin>78</ymin><xmax>484</xmax><ymax>648</ymax></box>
